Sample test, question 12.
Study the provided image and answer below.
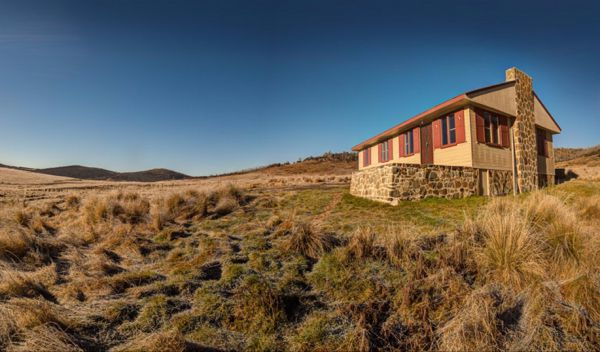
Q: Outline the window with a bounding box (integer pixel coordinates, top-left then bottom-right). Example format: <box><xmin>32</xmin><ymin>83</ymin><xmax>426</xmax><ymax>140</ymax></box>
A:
<box><xmin>441</xmin><ymin>114</ymin><xmax>456</xmax><ymax>146</ymax></box>
<box><xmin>483</xmin><ymin>112</ymin><xmax>500</xmax><ymax>144</ymax></box>
<box><xmin>363</xmin><ymin>148</ymin><xmax>371</xmax><ymax>166</ymax></box>
<box><xmin>536</xmin><ymin>129</ymin><xmax>547</xmax><ymax>157</ymax></box>
<box><xmin>404</xmin><ymin>130</ymin><xmax>414</xmax><ymax>155</ymax></box>
<box><xmin>380</xmin><ymin>141</ymin><xmax>389</xmax><ymax>161</ymax></box>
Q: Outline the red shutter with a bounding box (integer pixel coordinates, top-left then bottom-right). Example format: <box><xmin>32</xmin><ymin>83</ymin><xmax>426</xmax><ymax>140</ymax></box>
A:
<box><xmin>413</xmin><ymin>127</ymin><xmax>421</xmax><ymax>153</ymax></box>
<box><xmin>362</xmin><ymin>150</ymin><xmax>367</xmax><ymax>166</ymax></box>
<box><xmin>378</xmin><ymin>143</ymin><xmax>382</xmax><ymax>162</ymax></box>
<box><xmin>388</xmin><ymin>139</ymin><xmax>393</xmax><ymax>160</ymax></box>
<box><xmin>399</xmin><ymin>134</ymin><xmax>405</xmax><ymax>157</ymax></box>
<box><xmin>475</xmin><ymin>110</ymin><xmax>485</xmax><ymax>143</ymax></box>
<box><xmin>432</xmin><ymin>119</ymin><xmax>442</xmax><ymax>148</ymax></box>
<box><xmin>500</xmin><ymin>117</ymin><xmax>510</xmax><ymax>148</ymax></box>
<box><xmin>455</xmin><ymin>109</ymin><xmax>466</xmax><ymax>144</ymax></box>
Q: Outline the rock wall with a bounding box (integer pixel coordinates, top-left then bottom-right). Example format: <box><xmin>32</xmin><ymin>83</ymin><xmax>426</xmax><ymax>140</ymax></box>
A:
<box><xmin>489</xmin><ymin>169</ymin><xmax>514</xmax><ymax>196</ymax></box>
<box><xmin>350</xmin><ymin>163</ymin><xmax>479</xmax><ymax>203</ymax></box>
<box><xmin>506</xmin><ymin>67</ymin><xmax>538</xmax><ymax>192</ymax></box>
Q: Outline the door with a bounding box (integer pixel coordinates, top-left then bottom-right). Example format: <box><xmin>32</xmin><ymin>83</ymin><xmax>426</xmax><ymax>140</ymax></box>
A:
<box><xmin>420</xmin><ymin>123</ymin><xmax>433</xmax><ymax>164</ymax></box>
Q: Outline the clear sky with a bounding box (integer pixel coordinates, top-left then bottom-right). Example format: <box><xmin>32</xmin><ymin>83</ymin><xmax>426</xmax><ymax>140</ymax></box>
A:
<box><xmin>1</xmin><ymin>0</ymin><xmax>598</xmax><ymax>175</ymax></box>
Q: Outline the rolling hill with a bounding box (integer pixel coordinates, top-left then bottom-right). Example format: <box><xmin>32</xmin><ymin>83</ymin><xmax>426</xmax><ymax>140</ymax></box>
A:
<box><xmin>36</xmin><ymin>165</ymin><xmax>189</xmax><ymax>182</ymax></box>
<box><xmin>1</xmin><ymin>152</ymin><xmax>357</xmax><ymax>182</ymax></box>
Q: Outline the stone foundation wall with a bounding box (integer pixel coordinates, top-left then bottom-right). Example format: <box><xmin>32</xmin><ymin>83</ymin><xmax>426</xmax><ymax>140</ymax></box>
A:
<box><xmin>489</xmin><ymin>169</ymin><xmax>514</xmax><ymax>196</ymax></box>
<box><xmin>350</xmin><ymin>163</ymin><xmax>479</xmax><ymax>203</ymax></box>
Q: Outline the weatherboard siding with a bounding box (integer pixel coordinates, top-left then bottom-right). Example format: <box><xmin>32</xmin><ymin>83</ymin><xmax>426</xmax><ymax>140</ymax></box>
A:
<box><xmin>358</xmin><ymin>136</ymin><xmax>421</xmax><ymax>170</ymax></box>
<box><xmin>468</xmin><ymin>83</ymin><xmax>517</xmax><ymax>117</ymax></box>
<box><xmin>469</xmin><ymin>107</ymin><xmax>513</xmax><ymax>171</ymax></box>
<box><xmin>432</xmin><ymin>107</ymin><xmax>473</xmax><ymax>167</ymax></box>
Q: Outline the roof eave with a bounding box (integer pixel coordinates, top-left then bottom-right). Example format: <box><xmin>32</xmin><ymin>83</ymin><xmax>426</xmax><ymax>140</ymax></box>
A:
<box><xmin>533</xmin><ymin>91</ymin><xmax>561</xmax><ymax>132</ymax></box>
<box><xmin>351</xmin><ymin>94</ymin><xmax>468</xmax><ymax>151</ymax></box>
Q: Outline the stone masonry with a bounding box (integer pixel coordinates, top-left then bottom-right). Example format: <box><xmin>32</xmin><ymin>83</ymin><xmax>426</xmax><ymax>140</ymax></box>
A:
<box><xmin>489</xmin><ymin>169</ymin><xmax>514</xmax><ymax>196</ymax></box>
<box><xmin>506</xmin><ymin>67</ymin><xmax>538</xmax><ymax>192</ymax></box>
<box><xmin>350</xmin><ymin>164</ymin><xmax>480</xmax><ymax>203</ymax></box>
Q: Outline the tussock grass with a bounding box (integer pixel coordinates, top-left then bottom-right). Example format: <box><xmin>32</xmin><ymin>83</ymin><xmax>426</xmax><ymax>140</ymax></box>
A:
<box><xmin>282</xmin><ymin>222</ymin><xmax>337</xmax><ymax>259</ymax></box>
<box><xmin>0</xmin><ymin>177</ymin><xmax>598</xmax><ymax>351</ymax></box>
<box><xmin>345</xmin><ymin>226</ymin><xmax>380</xmax><ymax>260</ymax></box>
<box><xmin>474</xmin><ymin>198</ymin><xmax>545</xmax><ymax>290</ymax></box>
<box><xmin>0</xmin><ymin>228</ymin><xmax>34</xmax><ymax>261</ymax></box>
<box><xmin>10</xmin><ymin>324</ymin><xmax>84</xmax><ymax>352</ymax></box>
<box><xmin>111</xmin><ymin>330</ymin><xmax>188</xmax><ymax>352</ymax></box>
<box><xmin>233</xmin><ymin>275</ymin><xmax>284</xmax><ymax>333</ymax></box>
<box><xmin>84</xmin><ymin>192</ymin><xmax>151</xmax><ymax>226</ymax></box>
<box><xmin>438</xmin><ymin>284</ymin><xmax>515</xmax><ymax>351</ymax></box>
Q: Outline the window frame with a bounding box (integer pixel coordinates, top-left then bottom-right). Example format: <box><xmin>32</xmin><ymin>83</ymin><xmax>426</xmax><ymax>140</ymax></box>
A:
<box><xmin>536</xmin><ymin>129</ymin><xmax>548</xmax><ymax>157</ymax></box>
<box><xmin>441</xmin><ymin>113</ymin><xmax>457</xmax><ymax>147</ymax></box>
<box><xmin>481</xmin><ymin>110</ymin><xmax>506</xmax><ymax>148</ymax></box>
<box><xmin>363</xmin><ymin>148</ymin><xmax>371</xmax><ymax>166</ymax></box>
<box><xmin>404</xmin><ymin>130</ymin><xmax>414</xmax><ymax>155</ymax></box>
<box><xmin>380</xmin><ymin>141</ymin><xmax>389</xmax><ymax>162</ymax></box>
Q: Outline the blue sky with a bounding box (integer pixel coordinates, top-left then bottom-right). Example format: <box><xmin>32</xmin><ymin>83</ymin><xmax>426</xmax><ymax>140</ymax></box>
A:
<box><xmin>0</xmin><ymin>0</ymin><xmax>598</xmax><ymax>175</ymax></box>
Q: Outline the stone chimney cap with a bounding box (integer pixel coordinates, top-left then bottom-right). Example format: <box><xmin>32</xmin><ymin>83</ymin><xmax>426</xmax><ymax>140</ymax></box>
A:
<box><xmin>505</xmin><ymin>67</ymin><xmax>532</xmax><ymax>82</ymax></box>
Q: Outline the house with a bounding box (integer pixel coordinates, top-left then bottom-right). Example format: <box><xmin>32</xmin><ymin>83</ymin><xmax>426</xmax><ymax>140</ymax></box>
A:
<box><xmin>350</xmin><ymin>67</ymin><xmax>561</xmax><ymax>203</ymax></box>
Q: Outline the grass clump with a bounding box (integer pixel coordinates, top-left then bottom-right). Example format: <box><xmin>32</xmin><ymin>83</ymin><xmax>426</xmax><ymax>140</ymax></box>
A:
<box><xmin>473</xmin><ymin>198</ymin><xmax>545</xmax><ymax>290</ymax></box>
<box><xmin>288</xmin><ymin>311</ymin><xmax>353</xmax><ymax>352</ymax></box>
<box><xmin>9</xmin><ymin>324</ymin><xmax>84</xmax><ymax>352</ymax></box>
<box><xmin>282</xmin><ymin>222</ymin><xmax>337</xmax><ymax>259</ymax></box>
<box><xmin>112</xmin><ymin>330</ymin><xmax>188</xmax><ymax>352</ymax></box>
<box><xmin>233</xmin><ymin>275</ymin><xmax>285</xmax><ymax>333</ymax></box>
<box><xmin>124</xmin><ymin>295</ymin><xmax>190</xmax><ymax>333</ymax></box>
<box><xmin>84</xmin><ymin>192</ymin><xmax>150</xmax><ymax>226</ymax></box>
<box><xmin>108</xmin><ymin>270</ymin><xmax>165</xmax><ymax>294</ymax></box>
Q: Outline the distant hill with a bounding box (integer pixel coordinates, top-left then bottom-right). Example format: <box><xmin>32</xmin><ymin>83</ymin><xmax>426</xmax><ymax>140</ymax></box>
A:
<box><xmin>555</xmin><ymin>145</ymin><xmax>600</xmax><ymax>181</ymax></box>
<box><xmin>37</xmin><ymin>165</ymin><xmax>118</xmax><ymax>180</ymax></box>
<box><xmin>0</xmin><ymin>166</ymin><xmax>74</xmax><ymax>185</ymax></box>
<box><xmin>1</xmin><ymin>151</ymin><xmax>356</xmax><ymax>182</ymax></box>
<box><xmin>35</xmin><ymin>165</ymin><xmax>189</xmax><ymax>182</ymax></box>
<box><xmin>205</xmin><ymin>152</ymin><xmax>358</xmax><ymax>178</ymax></box>
<box><xmin>112</xmin><ymin>168</ymin><xmax>189</xmax><ymax>182</ymax></box>
<box><xmin>555</xmin><ymin>145</ymin><xmax>600</xmax><ymax>166</ymax></box>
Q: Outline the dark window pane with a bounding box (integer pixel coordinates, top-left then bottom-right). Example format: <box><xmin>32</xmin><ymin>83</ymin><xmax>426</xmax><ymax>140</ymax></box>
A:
<box><xmin>450</xmin><ymin>130</ymin><xmax>456</xmax><ymax>144</ymax></box>
<box><xmin>442</xmin><ymin>117</ymin><xmax>448</xmax><ymax>145</ymax></box>
<box><xmin>449</xmin><ymin>114</ymin><xmax>455</xmax><ymax>129</ymax></box>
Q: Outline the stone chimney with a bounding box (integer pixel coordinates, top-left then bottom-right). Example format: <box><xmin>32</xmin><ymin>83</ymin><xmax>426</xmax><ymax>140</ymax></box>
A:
<box><xmin>506</xmin><ymin>67</ymin><xmax>537</xmax><ymax>192</ymax></box>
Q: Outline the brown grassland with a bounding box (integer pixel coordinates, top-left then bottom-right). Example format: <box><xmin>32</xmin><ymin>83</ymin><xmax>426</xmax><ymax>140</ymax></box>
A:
<box><xmin>0</xmin><ymin>164</ymin><xmax>599</xmax><ymax>351</ymax></box>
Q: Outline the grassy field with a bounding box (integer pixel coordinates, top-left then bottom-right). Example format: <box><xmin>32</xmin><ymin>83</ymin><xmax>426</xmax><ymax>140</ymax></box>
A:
<box><xmin>0</xmin><ymin>171</ymin><xmax>599</xmax><ymax>351</ymax></box>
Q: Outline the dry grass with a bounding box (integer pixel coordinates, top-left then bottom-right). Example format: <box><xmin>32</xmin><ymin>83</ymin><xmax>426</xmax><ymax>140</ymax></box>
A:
<box><xmin>0</xmin><ymin>171</ymin><xmax>597</xmax><ymax>351</ymax></box>
<box><xmin>282</xmin><ymin>221</ymin><xmax>337</xmax><ymax>259</ymax></box>
<box><xmin>474</xmin><ymin>199</ymin><xmax>545</xmax><ymax>290</ymax></box>
<box><xmin>111</xmin><ymin>330</ymin><xmax>187</xmax><ymax>352</ymax></box>
<box><xmin>9</xmin><ymin>324</ymin><xmax>84</xmax><ymax>352</ymax></box>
